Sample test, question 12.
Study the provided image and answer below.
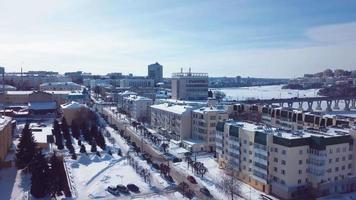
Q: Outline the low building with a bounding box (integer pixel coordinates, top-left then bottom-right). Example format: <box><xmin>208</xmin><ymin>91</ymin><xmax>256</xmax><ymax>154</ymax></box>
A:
<box><xmin>61</xmin><ymin>101</ymin><xmax>87</xmax><ymax>126</ymax></box>
<box><xmin>39</xmin><ymin>81</ymin><xmax>82</xmax><ymax>91</ymax></box>
<box><xmin>192</xmin><ymin>106</ymin><xmax>228</xmax><ymax>152</ymax></box>
<box><xmin>119</xmin><ymin>78</ymin><xmax>154</xmax><ymax>88</ymax></box>
<box><xmin>117</xmin><ymin>91</ymin><xmax>137</xmax><ymax>109</ymax></box>
<box><xmin>122</xmin><ymin>95</ymin><xmax>153</xmax><ymax>123</ymax></box>
<box><xmin>150</xmin><ymin>103</ymin><xmax>193</xmax><ymax>141</ymax></box>
<box><xmin>0</xmin><ymin>116</ymin><xmax>13</xmax><ymax>165</ymax></box>
<box><xmin>216</xmin><ymin>120</ymin><xmax>356</xmax><ymax>199</ymax></box>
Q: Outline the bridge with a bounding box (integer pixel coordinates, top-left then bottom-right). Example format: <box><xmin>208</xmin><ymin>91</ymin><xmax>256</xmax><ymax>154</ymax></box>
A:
<box><xmin>229</xmin><ymin>96</ymin><xmax>356</xmax><ymax>112</ymax></box>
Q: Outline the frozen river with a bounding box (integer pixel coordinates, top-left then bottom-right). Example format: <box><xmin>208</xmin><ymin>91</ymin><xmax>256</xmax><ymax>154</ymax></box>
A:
<box><xmin>211</xmin><ymin>85</ymin><xmax>354</xmax><ymax>112</ymax></box>
<box><xmin>211</xmin><ymin>85</ymin><xmax>320</xmax><ymax>101</ymax></box>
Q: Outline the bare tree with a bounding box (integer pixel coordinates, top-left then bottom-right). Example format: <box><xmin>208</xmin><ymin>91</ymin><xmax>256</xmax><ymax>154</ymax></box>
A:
<box><xmin>219</xmin><ymin>174</ymin><xmax>241</xmax><ymax>200</ymax></box>
<box><xmin>213</xmin><ymin>90</ymin><xmax>226</xmax><ymax>101</ymax></box>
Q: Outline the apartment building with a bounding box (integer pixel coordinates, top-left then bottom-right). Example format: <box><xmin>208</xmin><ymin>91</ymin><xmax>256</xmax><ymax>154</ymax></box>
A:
<box><xmin>122</xmin><ymin>95</ymin><xmax>153</xmax><ymax>122</ymax></box>
<box><xmin>39</xmin><ymin>81</ymin><xmax>82</xmax><ymax>91</ymax></box>
<box><xmin>119</xmin><ymin>78</ymin><xmax>154</xmax><ymax>88</ymax></box>
<box><xmin>171</xmin><ymin>69</ymin><xmax>208</xmax><ymax>100</ymax></box>
<box><xmin>148</xmin><ymin>62</ymin><xmax>163</xmax><ymax>84</ymax></box>
<box><xmin>150</xmin><ymin>103</ymin><xmax>193</xmax><ymax>141</ymax></box>
<box><xmin>260</xmin><ymin>105</ymin><xmax>355</xmax><ymax>130</ymax></box>
<box><xmin>216</xmin><ymin>120</ymin><xmax>356</xmax><ymax>199</ymax></box>
<box><xmin>0</xmin><ymin>116</ymin><xmax>13</xmax><ymax>165</ymax></box>
<box><xmin>192</xmin><ymin>106</ymin><xmax>228</xmax><ymax>152</ymax></box>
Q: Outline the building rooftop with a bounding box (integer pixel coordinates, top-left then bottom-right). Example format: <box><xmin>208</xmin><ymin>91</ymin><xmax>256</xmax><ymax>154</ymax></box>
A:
<box><xmin>123</xmin><ymin>95</ymin><xmax>152</xmax><ymax>101</ymax></box>
<box><xmin>61</xmin><ymin>101</ymin><xmax>85</xmax><ymax>109</ymax></box>
<box><xmin>151</xmin><ymin>103</ymin><xmax>193</xmax><ymax>115</ymax></box>
<box><xmin>193</xmin><ymin>106</ymin><xmax>226</xmax><ymax>114</ymax></box>
<box><xmin>40</xmin><ymin>81</ymin><xmax>81</xmax><ymax>87</ymax></box>
<box><xmin>0</xmin><ymin>116</ymin><xmax>12</xmax><ymax>131</ymax></box>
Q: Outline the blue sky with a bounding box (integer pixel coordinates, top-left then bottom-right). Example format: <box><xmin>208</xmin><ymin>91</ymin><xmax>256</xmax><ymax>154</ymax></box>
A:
<box><xmin>1</xmin><ymin>0</ymin><xmax>356</xmax><ymax>78</ymax></box>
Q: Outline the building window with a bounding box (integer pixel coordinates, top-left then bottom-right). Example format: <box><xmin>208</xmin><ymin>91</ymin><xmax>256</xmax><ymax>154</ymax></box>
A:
<box><xmin>329</xmin><ymin>159</ymin><xmax>332</xmax><ymax>164</ymax></box>
<box><xmin>336</xmin><ymin>158</ymin><xmax>339</xmax><ymax>162</ymax></box>
<box><xmin>335</xmin><ymin>167</ymin><xmax>339</xmax><ymax>172</ymax></box>
<box><xmin>336</xmin><ymin>147</ymin><xmax>340</xmax><ymax>153</ymax></box>
<box><xmin>329</xmin><ymin>148</ymin><xmax>333</xmax><ymax>154</ymax></box>
<box><xmin>281</xmin><ymin>170</ymin><xmax>285</xmax><ymax>175</ymax></box>
<box><xmin>299</xmin><ymin>150</ymin><xmax>303</xmax><ymax>155</ymax></box>
<box><xmin>281</xmin><ymin>160</ymin><xmax>286</xmax><ymax>165</ymax></box>
<box><xmin>348</xmin><ymin>154</ymin><xmax>352</xmax><ymax>160</ymax></box>
<box><xmin>299</xmin><ymin>160</ymin><xmax>303</xmax><ymax>165</ymax></box>
<box><xmin>282</xmin><ymin>150</ymin><xmax>286</xmax><ymax>155</ymax></box>
<box><xmin>298</xmin><ymin>179</ymin><xmax>301</xmax><ymax>184</ymax></box>
<box><xmin>298</xmin><ymin>170</ymin><xmax>302</xmax><ymax>174</ymax></box>
<box><xmin>274</xmin><ymin>147</ymin><xmax>278</xmax><ymax>153</ymax></box>
<box><xmin>274</xmin><ymin>157</ymin><xmax>278</xmax><ymax>162</ymax></box>
<box><xmin>342</xmin><ymin>156</ymin><xmax>345</xmax><ymax>161</ymax></box>
<box><xmin>274</xmin><ymin>167</ymin><xmax>278</xmax><ymax>172</ymax></box>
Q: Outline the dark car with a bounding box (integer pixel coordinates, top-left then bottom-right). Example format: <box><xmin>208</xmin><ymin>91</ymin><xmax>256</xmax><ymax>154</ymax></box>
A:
<box><xmin>172</xmin><ymin>157</ymin><xmax>182</xmax><ymax>163</ymax></box>
<box><xmin>187</xmin><ymin>175</ymin><xmax>197</xmax><ymax>184</ymax></box>
<box><xmin>164</xmin><ymin>175</ymin><xmax>174</xmax><ymax>183</ymax></box>
<box><xmin>127</xmin><ymin>184</ymin><xmax>140</xmax><ymax>193</ymax></box>
<box><xmin>116</xmin><ymin>184</ymin><xmax>130</xmax><ymax>194</ymax></box>
<box><xmin>107</xmin><ymin>186</ymin><xmax>120</xmax><ymax>196</ymax></box>
<box><xmin>200</xmin><ymin>187</ymin><xmax>211</xmax><ymax>196</ymax></box>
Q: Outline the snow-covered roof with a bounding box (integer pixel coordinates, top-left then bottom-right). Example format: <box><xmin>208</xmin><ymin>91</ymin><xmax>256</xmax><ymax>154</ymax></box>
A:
<box><xmin>61</xmin><ymin>101</ymin><xmax>85</xmax><ymax>109</ymax></box>
<box><xmin>193</xmin><ymin>106</ymin><xmax>226</xmax><ymax>114</ymax></box>
<box><xmin>123</xmin><ymin>95</ymin><xmax>152</xmax><ymax>101</ymax></box>
<box><xmin>40</xmin><ymin>81</ymin><xmax>81</xmax><ymax>87</ymax></box>
<box><xmin>28</xmin><ymin>102</ymin><xmax>57</xmax><ymax>110</ymax></box>
<box><xmin>150</xmin><ymin>103</ymin><xmax>193</xmax><ymax>115</ymax></box>
<box><xmin>118</xmin><ymin>90</ymin><xmax>137</xmax><ymax>95</ymax></box>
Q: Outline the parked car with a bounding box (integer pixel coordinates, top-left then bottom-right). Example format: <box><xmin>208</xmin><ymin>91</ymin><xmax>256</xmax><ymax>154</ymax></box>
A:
<box><xmin>164</xmin><ymin>175</ymin><xmax>174</xmax><ymax>183</ymax></box>
<box><xmin>200</xmin><ymin>187</ymin><xmax>211</xmax><ymax>196</ymax></box>
<box><xmin>107</xmin><ymin>186</ymin><xmax>120</xmax><ymax>196</ymax></box>
<box><xmin>116</xmin><ymin>184</ymin><xmax>130</xmax><ymax>194</ymax></box>
<box><xmin>172</xmin><ymin>157</ymin><xmax>182</xmax><ymax>163</ymax></box>
<box><xmin>127</xmin><ymin>184</ymin><xmax>140</xmax><ymax>193</ymax></box>
<box><xmin>187</xmin><ymin>175</ymin><xmax>197</xmax><ymax>184</ymax></box>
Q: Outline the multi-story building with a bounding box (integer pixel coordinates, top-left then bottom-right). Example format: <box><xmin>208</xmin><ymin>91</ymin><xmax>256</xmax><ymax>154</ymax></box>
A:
<box><xmin>148</xmin><ymin>62</ymin><xmax>163</xmax><ymax>84</ymax></box>
<box><xmin>0</xmin><ymin>116</ymin><xmax>14</xmax><ymax>166</ymax></box>
<box><xmin>119</xmin><ymin>77</ymin><xmax>154</xmax><ymax>88</ymax></box>
<box><xmin>122</xmin><ymin>95</ymin><xmax>153</xmax><ymax>122</ymax></box>
<box><xmin>39</xmin><ymin>81</ymin><xmax>82</xmax><ymax>91</ymax></box>
<box><xmin>4</xmin><ymin>71</ymin><xmax>71</xmax><ymax>90</ymax></box>
<box><xmin>171</xmin><ymin>69</ymin><xmax>208</xmax><ymax>100</ymax></box>
<box><xmin>150</xmin><ymin>103</ymin><xmax>193</xmax><ymax>141</ymax></box>
<box><xmin>216</xmin><ymin>120</ymin><xmax>356</xmax><ymax>199</ymax></box>
<box><xmin>192</xmin><ymin>106</ymin><xmax>228</xmax><ymax>152</ymax></box>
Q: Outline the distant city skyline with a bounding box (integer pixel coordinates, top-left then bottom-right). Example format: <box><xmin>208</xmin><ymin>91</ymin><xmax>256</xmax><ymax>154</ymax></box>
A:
<box><xmin>1</xmin><ymin>0</ymin><xmax>356</xmax><ymax>78</ymax></box>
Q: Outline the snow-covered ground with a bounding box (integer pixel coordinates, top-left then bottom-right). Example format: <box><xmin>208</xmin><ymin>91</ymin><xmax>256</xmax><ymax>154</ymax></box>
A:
<box><xmin>174</xmin><ymin>153</ymin><xmax>278</xmax><ymax>200</ymax></box>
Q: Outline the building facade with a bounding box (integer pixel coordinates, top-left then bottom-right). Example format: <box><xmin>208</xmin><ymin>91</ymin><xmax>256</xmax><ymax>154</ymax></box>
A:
<box><xmin>148</xmin><ymin>62</ymin><xmax>163</xmax><ymax>84</ymax></box>
<box><xmin>192</xmin><ymin>106</ymin><xmax>228</xmax><ymax>152</ymax></box>
<box><xmin>122</xmin><ymin>95</ymin><xmax>153</xmax><ymax>122</ymax></box>
<box><xmin>150</xmin><ymin>103</ymin><xmax>193</xmax><ymax>141</ymax></box>
<box><xmin>171</xmin><ymin>69</ymin><xmax>208</xmax><ymax>100</ymax></box>
<box><xmin>216</xmin><ymin>121</ymin><xmax>356</xmax><ymax>199</ymax></box>
<box><xmin>39</xmin><ymin>81</ymin><xmax>82</xmax><ymax>91</ymax></box>
<box><xmin>0</xmin><ymin>116</ymin><xmax>13</xmax><ymax>165</ymax></box>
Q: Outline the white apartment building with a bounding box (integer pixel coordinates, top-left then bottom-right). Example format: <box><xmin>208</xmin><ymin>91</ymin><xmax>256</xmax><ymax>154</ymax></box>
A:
<box><xmin>120</xmin><ymin>78</ymin><xmax>154</xmax><ymax>88</ymax></box>
<box><xmin>171</xmin><ymin>69</ymin><xmax>208</xmax><ymax>100</ymax></box>
<box><xmin>216</xmin><ymin>120</ymin><xmax>356</xmax><ymax>199</ymax></box>
<box><xmin>117</xmin><ymin>91</ymin><xmax>137</xmax><ymax>109</ymax></box>
<box><xmin>39</xmin><ymin>81</ymin><xmax>82</xmax><ymax>91</ymax></box>
<box><xmin>150</xmin><ymin>103</ymin><xmax>193</xmax><ymax>141</ymax></box>
<box><xmin>122</xmin><ymin>95</ymin><xmax>153</xmax><ymax>122</ymax></box>
<box><xmin>192</xmin><ymin>106</ymin><xmax>228</xmax><ymax>152</ymax></box>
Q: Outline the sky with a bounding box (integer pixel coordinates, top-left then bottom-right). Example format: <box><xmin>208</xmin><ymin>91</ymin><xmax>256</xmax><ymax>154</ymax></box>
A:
<box><xmin>1</xmin><ymin>0</ymin><xmax>356</xmax><ymax>78</ymax></box>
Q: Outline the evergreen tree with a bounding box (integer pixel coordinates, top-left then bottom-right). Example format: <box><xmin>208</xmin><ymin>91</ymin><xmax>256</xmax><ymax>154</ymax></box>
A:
<box><xmin>81</xmin><ymin>123</ymin><xmax>91</xmax><ymax>143</ymax></box>
<box><xmin>78</xmin><ymin>140</ymin><xmax>82</xmax><ymax>146</ymax></box>
<box><xmin>15</xmin><ymin>123</ymin><xmax>37</xmax><ymax>169</ymax></box>
<box><xmin>30</xmin><ymin>149</ymin><xmax>49</xmax><ymax>198</ymax></box>
<box><xmin>48</xmin><ymin>152</ymin><xmax>63</xmax><ymax>198</ymax></box>
<box><xmin>89</xmin><ymin>123</ymin><xmax>98</xmax><ymax>144</ymax></box>
<box><xmin>80</xmin><ymin>144</ymin><xmax>87</xmax><ymax>154</ymax></box>
<box><xmin>52</xmin><ymin>120</ymin><xmax>61</xmax><ymax>137</ymax></box>
<box><xmin>90</xmin><ymin>140</ymin><xmax>97</xmax><ymax>153</ymax></box>
<box><xmin>71</xmin><ymin>120</ymin><xmax>80</xmax><ymax>139</ymax></box>
<box><xmin>55</xmin><ymin>133</ymin><xmax>64</xmax><ymax>150</ymax></box>
<box><xmin>95</xmin><ymin>131</ymin><xmax>106</xmax><ymax>150</ymax></box>
<box><xmin>61</xmin><ymin>117</ymin><xmax>70</xmax><ymax>140</ymax></box>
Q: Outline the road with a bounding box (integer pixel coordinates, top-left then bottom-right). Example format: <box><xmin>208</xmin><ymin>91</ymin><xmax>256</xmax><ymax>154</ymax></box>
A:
<box><xmin>96</xmin><ymin>105</ymin><xmax>215</xmax><ymax>200</ymax></box>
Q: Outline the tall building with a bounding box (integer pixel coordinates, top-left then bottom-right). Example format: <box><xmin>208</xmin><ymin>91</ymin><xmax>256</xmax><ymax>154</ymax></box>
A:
<box><xmin>216</xmin><ymin>120</ymin><xmax>356</xmax><ymax>199</ymax></box>
<box><xmin>148</xmin><ymin>62</ymin><xmax>163</xmax><ymax>84</ymax></box>
<box><xmin>171</xmin><ymin>68</ymin><xmax>208</xmax><ymax>100</ymax></box>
